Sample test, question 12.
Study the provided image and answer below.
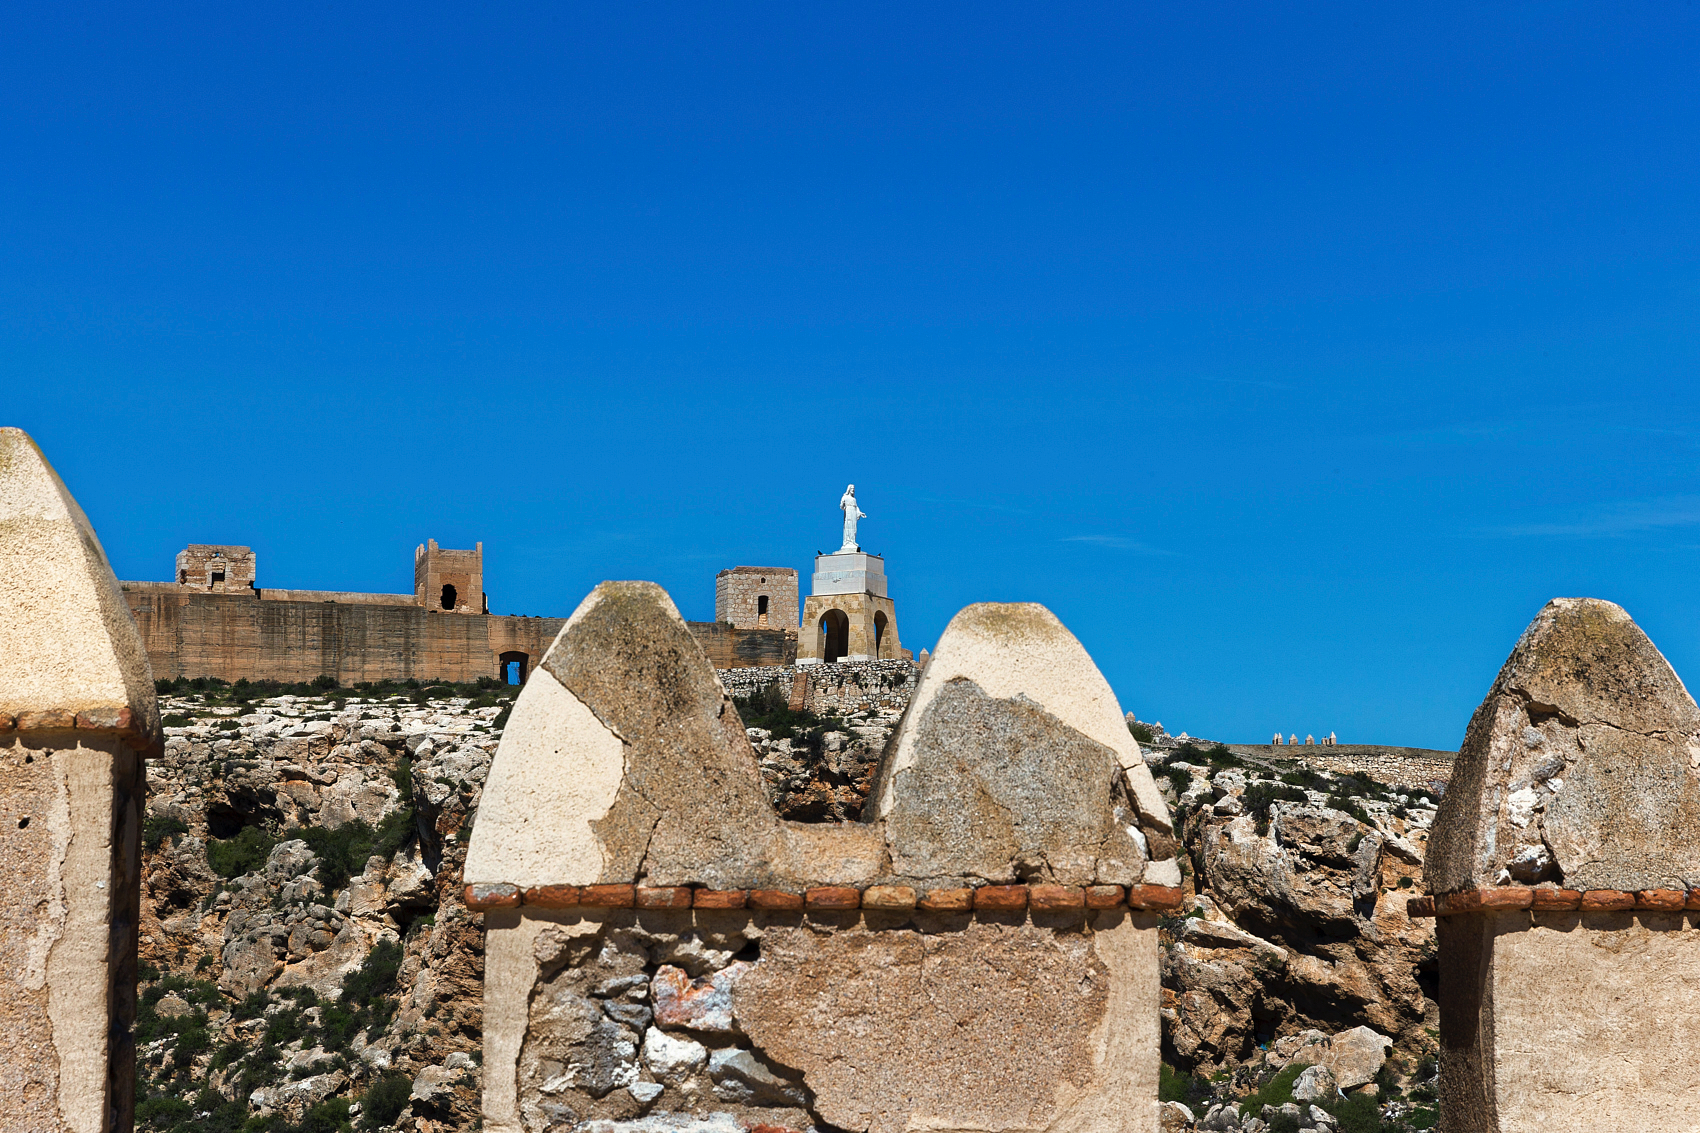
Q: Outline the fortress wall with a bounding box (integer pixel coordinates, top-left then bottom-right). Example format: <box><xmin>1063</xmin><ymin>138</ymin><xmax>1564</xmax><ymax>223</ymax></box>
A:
<box><xmin>718</xmin><ymin>659</ymin><xmax>920</xmax><ymax>716</ymax></box>
<box><xmin>122</xmin><ymin>588</ymin><xmax>565</xmax><ymax>684</ymax></box>
<box><xmin>122</xmin><ymin>589</ymin><xmax>793</xmax><ymax>681</ymax></box>
<box><xmin>255</xmin><ymin>589</ymin><xmax>418</xmax><ymax>606</ymax></box>
<box><xmin>685</xmin><ymin>622</ymin><xmax>797</xmax><ymax>668</ymax></box>
<box><xmin>1224</xmin><ymin>744</ymin><xmax>1455</xmax><ymax>790</ymax></box>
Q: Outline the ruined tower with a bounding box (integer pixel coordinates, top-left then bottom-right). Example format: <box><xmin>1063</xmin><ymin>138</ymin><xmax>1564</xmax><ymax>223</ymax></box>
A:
<box><xmin>173</xmin><ymin>544</ymin><xmax>256</xmax><ymax>592</ymax></box>
<box><xmin>414</xmin><ymin>539</ymin><xmax>486</xmax><ymax>614</ymax></box>
<box><xmin>715</xmin><ymin>566</ymin><xmax>798</xmax><ymax>630</ymax></box>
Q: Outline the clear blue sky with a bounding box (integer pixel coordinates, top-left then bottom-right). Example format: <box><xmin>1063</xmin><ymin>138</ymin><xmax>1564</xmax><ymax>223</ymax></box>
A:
<box><xmin>6</xmin><ymin>4</ymin><xmax>1700</xmax><ymax>749</ymax></box>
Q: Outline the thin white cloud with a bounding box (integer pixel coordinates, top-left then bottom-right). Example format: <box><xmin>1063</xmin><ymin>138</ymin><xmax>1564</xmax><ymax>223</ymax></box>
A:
<box><xmin>1062</xmin><ymin>535</ymin><xmax>1177</xmax><ymax>555</ymax></box>
<box><xmin>1485</xmin><ymin>496</ymin><xmax>1700</xmax><ymax>538</ymax></box>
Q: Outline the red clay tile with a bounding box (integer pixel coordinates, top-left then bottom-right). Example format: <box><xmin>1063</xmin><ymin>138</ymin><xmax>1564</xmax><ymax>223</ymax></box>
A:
<box><xmin>635</xmin><ymin>886</ymin><xmax>694</xmax><ymax>909</ymax></box>
<box><xmin>973</xmin><ymin>885</ymin><xmax>1028</xmax><ymax>912</ymax></box>
<box><xmin>1084</xmin><ymin>885</ymin><xmax>1126</xmax><ymax>909</ymax></box>
<box><xmin>693</xmin><ymin>889</ymin><xmax>749</xmax><ymax>909</ymax></box>
<box><xmin>805</xmin><ymin>887</ymin><xmax>861</xmax><ymax>911</ymax></box>
<box><xmin>1579</xmin><ymin>890</ymin><xmax>1635</xmax><ymax>912</ymax></box>
<box><xmin>464</xmin><ymin>882</ymin><xmax>521</xmax><ymax>910</ymax></box>
<box><xmin>747</xmin><ymin>889</ymin><xmax>802</xmax><ymax>911</ymax></box>
<box><xmin>522</xmin><ymin>884</ymin><xmax>580</xmax><ymax>908</ymax></box>
<box><xmin>1637</xmin><ymin>889</ymin><xmax>1686</xmax><ymax>911</ymax></box>
<box><xmin>16</xmin><ymin>709</ymin><xmax>75</xmax><ymax>731</ymax></box>
<box><xmin>1530</xmin><ymin>888</ymin><xmax>1581</xmax><ymax>911</ymax></box>
<box><xmin>862</xmin><ymin>885</ymin><xmax>918</xmax><ymax>910</ymax></box>
<box><xmin>1479</xmin><ymin>887</ymin><xmax>1533</xmax><ymax>910</ymax></box>
<box><xmin>1028</xmin><ymin>885</ymin><xmax>1085</xmax><ymax>911</ymax></box>
<box><xmin>1126</xmin><ymin>884</ymin><xmax>1184</xmax><ymax>911</ymax></box>
<box><xmin>580</xmin><ymin>884</ymin><xmax>637</xmax><ymax>908</ymax></box>
<box><xmin>916</xmin><ymin>888</ymin><xmax>973</xmax><ymax>912</ymax></box>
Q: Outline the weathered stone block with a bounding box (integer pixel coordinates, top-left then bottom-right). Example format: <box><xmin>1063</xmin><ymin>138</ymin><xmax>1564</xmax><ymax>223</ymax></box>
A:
<box><xmin>1429</xmin><ymin>598</ymin><xmax>1700</xmax><ymax>1128</ymax></box>
<box><xmin>0</xmin><ymin>427</ymin><xmax>160</xmax><ymax>1133</ymax></box>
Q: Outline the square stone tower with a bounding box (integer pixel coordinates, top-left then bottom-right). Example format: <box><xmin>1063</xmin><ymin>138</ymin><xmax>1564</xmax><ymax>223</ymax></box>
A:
<box><xmin>415</xmin><ymin>539</ymin><xmax>486</xmax><ymax>614</ymax></box>
<box><xmin>797</xmin><ymin>551</ymin><xmax>902</xmax><ymax>664</ymax></box>
<box><xmin>715</xmin><ymin>566</ymin><xmax>798</xmax><ymax>630</ymax></box>
<box><xmin>174</xmin><ymin>544</ymin><xmax>257</xmax><ymax>592</ymax></box>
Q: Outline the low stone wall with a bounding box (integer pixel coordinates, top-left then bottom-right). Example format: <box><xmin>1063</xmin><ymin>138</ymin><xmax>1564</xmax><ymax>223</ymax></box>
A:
<box><xmin>467</xmin><ymin>586</ymin><xmax>1178</xmax><ymax>1133</ymax></box>
<box><xmin>719</xmin><ymin>659</ymin><xmax>919</xmax><ymax>716</ymax></box>
<box><xmin>1224</xmin><ymin>744</ymin><xmax>1455</xmax><ymax>790</ymax></box>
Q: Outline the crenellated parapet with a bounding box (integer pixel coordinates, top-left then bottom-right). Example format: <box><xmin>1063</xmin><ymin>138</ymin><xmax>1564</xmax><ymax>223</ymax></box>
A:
<box><xmin>466</xmin><ymin>581</ymin><xmax>1178</xmax><ymax>1132</ymax></box>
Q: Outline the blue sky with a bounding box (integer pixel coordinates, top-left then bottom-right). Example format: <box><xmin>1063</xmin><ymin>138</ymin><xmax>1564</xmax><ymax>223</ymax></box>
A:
<box><xmin>6</xmin><ymin>4</ymin><xmax>1700</xmax><ymax>748</ymax></box>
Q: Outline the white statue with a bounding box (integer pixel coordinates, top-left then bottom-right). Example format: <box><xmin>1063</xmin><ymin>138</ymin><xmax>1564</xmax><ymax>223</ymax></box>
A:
<box><xmin>839</xmin><ymin>484</ymin><xmax>866</xmax><ymax>551</ymax></box>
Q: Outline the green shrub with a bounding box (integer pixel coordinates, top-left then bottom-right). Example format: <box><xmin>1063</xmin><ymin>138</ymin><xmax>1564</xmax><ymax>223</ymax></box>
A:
<box><xmin>160</xmin><ymin>714</ymin><xmax>189</xmax><ymax>728</ymax></box>
<box><xmin>1158</xmin><ymin>1061</ymin><xmax>1200</xmax><ymax>1102</ymax></box>
<box><xmin>143</xmin><ymin>815</ymin><xmax>190</xmax><ymax>851</ymax></box>
<box><xmin>1238</xmin><ymin>1062</ymin><xmax>1304</xmax><ymax>1114</ymax></box>
<box><xmin>360</xmin><ymin>1072</ymin><xmax>414</xmax><ymax>1129</ymax></box>
<box><xmin>298</xmin><ymin>805</ymin><xmax>414</xmax><ymax>895</ymax></box>
<box><xmin>1242</xmin><ymin>782</ymin><xmax>1309</xmax><ymax>833</ymax></box>
<box><xmin>135</xmin><ymin>1095</ymin><xmax>193</xmax><ymax>1127</ymax></box>
<box><xmin>732</xmin><ymin>687</ymin><xmax>844</xmax><ymax>754</ymax></box>
<box><xmin>299</xmin><ymin>1096</ymin><xmax>354</xmax><ymax>1133</ymax></box>
<box><xmin>1129</xmin><ymin>721</ymin><xmax>1155</xmax><ymax>744</ymax></box>
<box><xmin>206</xmin><ymin>825</ymin><xmax>279</xmax><ymax>879</ymax></box>
<box><xmin>1327</xmin><ymin>793</ymin><xmax>1374</xmax><ymax>825</ymax></box>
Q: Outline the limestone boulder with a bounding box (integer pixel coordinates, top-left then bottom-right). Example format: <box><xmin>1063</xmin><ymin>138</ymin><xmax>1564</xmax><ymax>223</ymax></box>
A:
<box><xmin>1291</xmin><ymin>1064</ymin><xmax>1336</xmax><ymax>1101</ymax></box>
<box><xmin>1199</xmin><ymin>816</ymin><xmax>1357</xmax><ymax>938</ymax></box>
<box><xmin>1427</xmin><ymin>597</ymin><xmax>1700</xmax><ymax>893</ymax></box>
<box><xmin>1286</xmin><ymin>1025</ymin><xmax>1392</xmax><ymax>1090</ymax></box>
<box><xmin>1159</xmin><ymin>1101</ymin><xmax>1196</xmax><ymax>1131</ymax></box>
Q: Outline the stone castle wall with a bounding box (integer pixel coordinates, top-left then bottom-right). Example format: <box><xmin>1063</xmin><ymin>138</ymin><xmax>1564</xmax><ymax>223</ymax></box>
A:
<box><xmin>1223</xmin><ymin>744</ymin><xmax>1455</xmax><ymax>790</ymax></box>
<box><xmin>123</xmin><ymin>586</ymin><xmax>566</xmax><ymax>684</ymax></box>
<box><xmin>719</xmin><ymin>659</ymin><xmax>919</xmax><ymax>716</ymax></box>
<box><xmin>122</xmin><ymin>585</ymin><xmax>797</xmax><ymax>682</ymax></box>
<box><xmin>686</xmin><ymin>623</ymin><xmax>798</xmax><ymax>669</ymax></box>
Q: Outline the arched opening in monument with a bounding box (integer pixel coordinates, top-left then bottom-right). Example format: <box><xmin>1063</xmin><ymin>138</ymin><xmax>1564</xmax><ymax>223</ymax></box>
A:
<box><xmin>757</xmin><ymin>594</ymin><xmax>769</xmax><ymax>627</ymax></box>
<box><xmin>441</xmin><ymin>583</ymin><xmax>457</xmax><ymax>610</ymax></box>
<box><xmin>874</xmin><ymin>611</ymin><xmax>888</xmax><ymax>658</ymax></box>
<box><xmin>499</xmin><ymin>650</ymin><xmax>528</xmax><ymax>685</ymax></box>
<box><xmin>821</xmin><ymin>609</ymin><xmax>850</xmax><ymax>663</ymax></box>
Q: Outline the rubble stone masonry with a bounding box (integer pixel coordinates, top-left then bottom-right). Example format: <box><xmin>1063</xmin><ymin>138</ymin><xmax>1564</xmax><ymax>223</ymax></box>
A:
<box><xmin>714</xmin><ymin>566</ymin><xmax>798</xmax><ymax>631</ymax></box>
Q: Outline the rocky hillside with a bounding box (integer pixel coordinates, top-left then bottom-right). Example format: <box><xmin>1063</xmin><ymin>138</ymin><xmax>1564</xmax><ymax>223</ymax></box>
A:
<box><xmin>132</xmin><ymin>679</ymin><xmax>1442</xmax><ymax>1133</ymax></box>
<box><xmin>1150</xmin><ymin>743</ymin><xmax>1441</xmax><ymax>1132</ymax></box>
<box><xmin>137</xmin><ymin>679</ymin><xmax>506</xmax><ymax>1133</ymax></box>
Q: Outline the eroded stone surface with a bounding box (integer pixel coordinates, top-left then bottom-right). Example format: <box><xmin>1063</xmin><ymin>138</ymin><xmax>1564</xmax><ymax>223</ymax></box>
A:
<box><xmin>735</xmin><ymin>914</ymin><xmax>1159</xmax><ymax>1133</ymax></box>
<box><xmin>0</xmin><ymin>427</ymin><xmax>159</xmax><ymax>1133</ymax></box>
<box><xmin>879</xmin><ymin>678</ymin><xmax>1147</xmax><ymax>885</ymax></box>
<box><xmin>1427</xmin><ymin>597</ymin><xmax>1700</xmax><ymax>894</ymax></box>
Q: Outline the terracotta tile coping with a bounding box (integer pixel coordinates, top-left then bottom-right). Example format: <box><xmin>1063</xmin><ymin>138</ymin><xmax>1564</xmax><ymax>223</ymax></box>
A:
<box><xmin>464</xmin><ymin>881</ymin><xmax>1186</xmax><ymax>914</ymax></box>
<box><xmin>1408</xmin><ymin>887</ymin><xmax>1698</xmax><ymax>919</ymax></box>
<box><xmin>0</xmin><ymin>705</ymin><xmax>159</xmax><ymax>753</ymax></box>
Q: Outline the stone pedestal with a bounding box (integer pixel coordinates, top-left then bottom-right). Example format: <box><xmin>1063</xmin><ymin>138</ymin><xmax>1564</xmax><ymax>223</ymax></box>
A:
<box><xmin>798</xmin><ymin>552</ymin><xmax>902</xmax><ymax>664</ymax></box>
